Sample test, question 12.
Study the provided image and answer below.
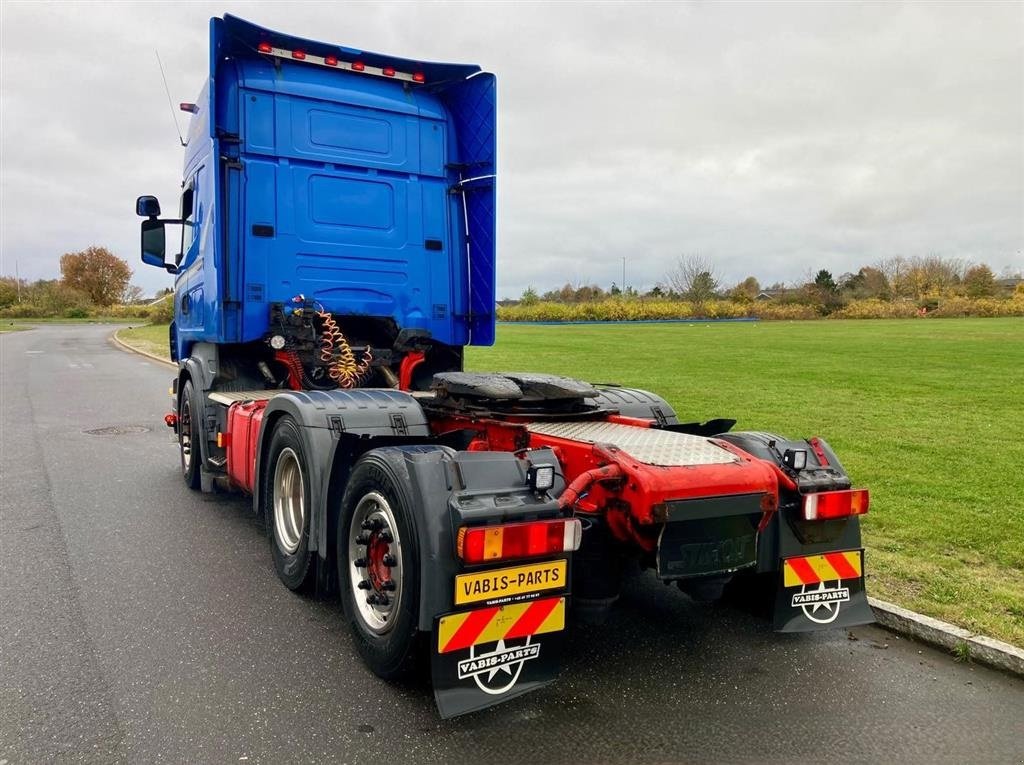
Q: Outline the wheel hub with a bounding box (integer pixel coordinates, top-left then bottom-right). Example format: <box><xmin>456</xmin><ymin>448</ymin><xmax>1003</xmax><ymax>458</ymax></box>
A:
<box><xmin>349</xmin><ymin>491</ymin><xmax>402</xmax><ymax>634</ymax></box>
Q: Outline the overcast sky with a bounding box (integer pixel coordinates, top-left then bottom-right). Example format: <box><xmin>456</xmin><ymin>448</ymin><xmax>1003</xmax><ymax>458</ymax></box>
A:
<box><xmin>1</xmin><ymin>1</ymin><xmax>1021</xmax><ymax>298</ymax></box>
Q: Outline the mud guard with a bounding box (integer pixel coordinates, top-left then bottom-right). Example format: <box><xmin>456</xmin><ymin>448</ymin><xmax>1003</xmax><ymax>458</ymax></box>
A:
<box><xmin>773</xmin><ymin>549</ymin><xmax>874</xmax><ymax>631</ymax></box>
<box><xmin>431</xmin><ymin>597</ymin><xmax>566</xmax><ymax>719</ymax></box>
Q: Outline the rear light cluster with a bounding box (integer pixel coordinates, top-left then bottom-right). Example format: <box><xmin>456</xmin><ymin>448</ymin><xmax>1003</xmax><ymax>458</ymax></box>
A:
<box><xmin>802</xmin><ymin>489</ymin><xmax>869</xmax><ymax>521</ymax></box>
<box><xmin>255</xmin><ymin>41</ymin><xmax>425</xmax><ymax>84</ymax></box>
<box><xmin>457</xmin><ymin>518</ymin><xmax>582</xmax><ymax>564</ymax></box>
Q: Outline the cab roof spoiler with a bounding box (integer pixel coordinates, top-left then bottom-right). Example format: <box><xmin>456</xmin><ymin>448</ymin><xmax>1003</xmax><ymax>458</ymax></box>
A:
<box><xmin>216</xmin><ymin>14</ymin><xmax>482</xmax><ymax>86</ymax></box>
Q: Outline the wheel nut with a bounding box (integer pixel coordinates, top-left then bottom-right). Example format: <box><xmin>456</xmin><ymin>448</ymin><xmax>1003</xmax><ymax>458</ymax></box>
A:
<box><xmin>353</xmin><ymin>557</ymin><xmax>367</xmax><ymax>567</ymax></box>
<box><xmin>355</xmin><ymin>532</ymin><xmax>371</xmax><ymax>545</ymax></box>
<box><xmin>382</xmin><ymin>554</ymin><xmax>397</xmax><ymax>567</ymax></box>
<box><xmin>361</xmin><ymin>518</ymin><xmax>382</xmax><ymax>531</ymax></box>
<box><xmin>381</xmin><ymin>580</ymin><xmax>396</xmax><ymax>591</ymax></box>
<box><xmin>379</xmin><ymin>531</ymin><xmax>393</xmax><ymax>544</ymax></box>
<box><xmin>357</xmin><ymin>579</ymin><xmax>371</xmax><ymax>590</ymax></box>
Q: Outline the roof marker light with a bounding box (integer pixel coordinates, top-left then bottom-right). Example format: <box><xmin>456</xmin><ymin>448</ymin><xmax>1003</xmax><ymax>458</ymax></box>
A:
<box><xmin>351</xmin><ymin>61</ymin><xmax>365</xmax><ymax>71</ymax></box>
<box><xmin>257</xmin><ymin>41</ymin><xmax>272</xmax><ymax>54</ymax></box>
<box><xmin>292</xmin><ymin>49</ymin><xmax>306</xmax><ymax>60</ymax></box>
<box><xmin>324</xmin><ymin>55</ymin><xmax>338</xmax><ymax>66</ymax></box>
<box><xmin>412</xmin><ymin>71</ymin><xmax>425</xmax><ymax>83</ymax></box>
<box><xmin>382</xmin><ymin>66</ymin><xmax>396</xmax><ymax>77</ymax></box>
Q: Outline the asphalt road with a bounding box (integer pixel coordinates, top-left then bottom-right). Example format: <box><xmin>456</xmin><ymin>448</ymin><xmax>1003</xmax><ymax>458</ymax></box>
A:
<box><xmin>1</xmin><ymin>324</ymin><xmax>1022</xmax><ymax>765</ymax></box>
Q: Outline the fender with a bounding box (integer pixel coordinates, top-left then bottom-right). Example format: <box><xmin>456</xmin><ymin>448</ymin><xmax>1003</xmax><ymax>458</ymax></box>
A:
<box><xmin>253</xmin><ymin>389</ymin><xmax>430</xmax><ymax>557</ymax></box>
<box><xmin>720</xmin><ymin>430</ymin><xmax>873</xmax><ymax>632</ymax></box>
<box><xmin>591</xmin><ymin>385</ymin><xmax>679</xmax><ymax>424</ymax></box>
<box><xmin>177</xmin><ymin>343</ymin><xmax>220</xmax><ymax>488</ymax></box>
<box><xmin>393</xmin><ymin>447</ymin><xmax>563</xmax><ymax>631</ymax></box>
<box><xmin>717</xmin><ymin>430</ymin><xmax>863</xmax><ymax>567</ymax></box>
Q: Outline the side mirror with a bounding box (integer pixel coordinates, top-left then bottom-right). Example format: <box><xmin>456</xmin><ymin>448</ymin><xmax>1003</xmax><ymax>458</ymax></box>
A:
<box><xmin>141</xmin><ymin>219</ymin><xmax>176</xmax><ymax>273</ymax></box>
<box><xmin>136</xmin><ymin>195</ymin><xmax>161</xmax><ymax>218</ymax></box>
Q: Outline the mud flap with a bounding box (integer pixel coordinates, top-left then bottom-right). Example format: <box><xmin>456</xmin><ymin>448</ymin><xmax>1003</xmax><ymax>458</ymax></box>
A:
<box><xmin>773</xmin><ymin>549</ymin><xmax>875</xmax><ymax>632</ymax></box>
<box><xmin>431</xmin><ymin>597</ymin><xmax>566</xmax><ymax>719</ymax></box>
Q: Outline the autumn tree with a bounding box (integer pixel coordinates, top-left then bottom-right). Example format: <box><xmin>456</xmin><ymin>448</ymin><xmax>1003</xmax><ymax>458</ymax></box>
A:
<box><xmin>666</xmin><ymin>254</ymin><xmax>720</xmax><ymax>303</ymax></box>
<box><xmin>59</xmin><ymin>246</ymin><xmax>132</xmax><ymax>306</ymax></box>
<box><xmin>963</xmin><ymin>264</ymin><xmax>996</xmax><ymax>298</ymax></box>
<box><xmin>729</xmin><ymin>276</ymin><xmax>761</xmax><ymax>303</ymax></box>
<box><xmin>0</xmin><ymin>277</ymin><xmax>20</xmax><ymax>309</ymax></box>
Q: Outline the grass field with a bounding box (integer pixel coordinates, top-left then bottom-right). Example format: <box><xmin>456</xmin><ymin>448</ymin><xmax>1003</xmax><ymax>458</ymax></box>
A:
<box><xmin>120</xmin><ymin>319</ymin><xmax>1024</xmax><ymax>644</ymax></box>
<box><xmin>467</xmin><ymin>319</ymin><xmax>1024</xmax><ymax>645</ymax></box>
<box><xmin>116</xmin><ymin>324</ymin><xmax>169</xmax><ymax>359</ymax></box>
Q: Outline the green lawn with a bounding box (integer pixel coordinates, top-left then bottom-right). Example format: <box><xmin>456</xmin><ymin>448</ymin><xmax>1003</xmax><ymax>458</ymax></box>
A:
<box><xmin>117</xmin><ymin>324</ymin><xmax>170</xmax><ymax>359</ymax></box>
<box><xmin>0</xmin><ymin>322</ymin><xmax>32</xmax><ymax>333</ymax></box>
<box><xmin>120</xmin><ymin>318</ymin><xmax>1024</xmax><ymax>644</ymax></box>
<box><xmin>467</xmin><ymin>319</ymin><xmax>1024</xmax><ymax>645</ymax></box>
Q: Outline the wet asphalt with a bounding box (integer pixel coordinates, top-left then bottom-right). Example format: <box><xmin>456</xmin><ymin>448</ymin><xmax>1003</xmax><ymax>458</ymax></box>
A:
<box><xmin>1</xmin><ymin>324</ymin><xmax>1022</xmax><ymax>765</ymax></box>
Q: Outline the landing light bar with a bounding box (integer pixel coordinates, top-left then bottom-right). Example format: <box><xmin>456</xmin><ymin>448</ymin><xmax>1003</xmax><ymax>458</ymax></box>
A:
<box><xmin>256</xmin><ymin>42</ymin><xmax>425</xmax><ymax>84</ymax></box>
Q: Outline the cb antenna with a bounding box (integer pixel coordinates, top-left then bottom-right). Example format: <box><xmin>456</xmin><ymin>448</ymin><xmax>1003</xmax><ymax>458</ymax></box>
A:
<box><xmin>155</xmin><ymin>50</ymin><xmax>187</xmax><ymax>147</ymax></box>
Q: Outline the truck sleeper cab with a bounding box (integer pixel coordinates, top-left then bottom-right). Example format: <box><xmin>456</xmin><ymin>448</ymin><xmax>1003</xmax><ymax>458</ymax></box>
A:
<box><xmin>137</xmin><ymin>16</ymin><xmax>873</xmax><ymax>719</ymax></box>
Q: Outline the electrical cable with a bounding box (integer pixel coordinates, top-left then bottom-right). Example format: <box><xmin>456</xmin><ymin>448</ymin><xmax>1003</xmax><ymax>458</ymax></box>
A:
<box><xmin>316</xmin><ymin>309</ymin><xmax>372</xmax><ymax>388</ymax></box>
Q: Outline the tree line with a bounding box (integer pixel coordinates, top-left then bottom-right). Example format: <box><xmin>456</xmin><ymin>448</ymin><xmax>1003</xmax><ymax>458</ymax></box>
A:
<box><xmin>0</xmin><ymin>247</ymin><xmax>168</xmax><ymax>320</ymax></box>
<box><xmin>515</xmin><ymin>254</ymin><xmax>1022</xmax><ymax>315</ymax></box>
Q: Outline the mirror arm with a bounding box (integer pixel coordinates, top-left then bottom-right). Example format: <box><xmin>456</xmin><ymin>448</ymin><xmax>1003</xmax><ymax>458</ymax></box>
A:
<box><xmin>164</xmin><ymin>264</ymin><xmax>179</xmax><ymax>275</ymax></box>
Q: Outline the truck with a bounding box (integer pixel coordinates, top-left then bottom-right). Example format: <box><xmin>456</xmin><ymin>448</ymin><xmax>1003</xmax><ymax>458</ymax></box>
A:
<box><xmin>136</xmin><ymin>14</ymin><xmax>873</xmax><ymax>718</ymax></box>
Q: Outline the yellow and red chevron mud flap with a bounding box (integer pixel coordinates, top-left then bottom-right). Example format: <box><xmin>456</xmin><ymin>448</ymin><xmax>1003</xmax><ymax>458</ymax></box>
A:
<box><xmin>773</xmin><ymin>549</ymin><xmax>874</xmax><ymax>632</ymax></box>
<box><xmin>431</xmin><ymin>597</ymin><xmax>566</xmax><ymax>718</ymax></box>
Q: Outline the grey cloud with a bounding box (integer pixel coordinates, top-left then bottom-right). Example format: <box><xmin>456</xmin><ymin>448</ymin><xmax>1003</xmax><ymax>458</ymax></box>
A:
<box><xmin>1</xmin><ymin>0</ymin><xmax>1020</xmax><ymax>298</ymax></box>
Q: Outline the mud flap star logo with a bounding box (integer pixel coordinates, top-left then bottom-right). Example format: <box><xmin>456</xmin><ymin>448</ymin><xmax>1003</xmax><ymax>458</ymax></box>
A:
<box><xmin>792</xmin><ymin>580</ymin><xmax>851</xmax><ymax>624</ymax></box>
<box><xmin>457</xmin><ymin>638</ymin><xmax>541</xmax><ymax>695</ymax></box>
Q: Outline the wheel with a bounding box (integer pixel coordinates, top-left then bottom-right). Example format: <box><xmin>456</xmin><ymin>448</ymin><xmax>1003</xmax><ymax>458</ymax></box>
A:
<box><xmin>264</xmin><ymin>416</ymin><xmax>316</xmax><ymax>592</ymax></box>
<box><xmin>178</xmin><ymin>380</ymin><xmax>202</xmax><ymax>490</ymax></box>
<box><xmin>337</xmin><ymin>450</ymin><xmax>421</xmax><ymax>679</ymax></box>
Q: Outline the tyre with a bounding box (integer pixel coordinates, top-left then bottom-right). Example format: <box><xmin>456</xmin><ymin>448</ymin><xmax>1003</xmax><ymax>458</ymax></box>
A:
<box><xmin>337</xmin><ymin>450</ymin><xmax>421</xmax><ymax>679</ymax></box>
<box><xmin>264</xmin><ymin>416</ymin><xmax>316</xmax><ymax>592</ymax></box>
<box><xmin>178</xmin><ymin>379</ymin><xmax>202</xmax><ymax>490</ymax></box>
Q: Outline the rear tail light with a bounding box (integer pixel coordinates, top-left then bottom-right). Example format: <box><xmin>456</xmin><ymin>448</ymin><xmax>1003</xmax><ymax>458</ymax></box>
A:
<box><xmin>382</xmin><ymin>66</ymin><xmax>396</xmax><ymax>77</ymax></box>
<box><xmin>291</xmin><ymin>49</ymin><xmax>306</xmax><ymax>60</ymax></box>
<box><xmin>257</xmin><ymin>41</ymin><xmax>272</xmax><ymax>54</ymax></box>
<box><xmin>457</xmin><ymin>518</ymin><xmax>582</xmax><ymax>564</ymax></box>
<box><xmin>412</xmin><ymin>71</ymin><xmax>425</xmax><ymax>83</ymax></box>
<box><xmin>351</xmin><ymin>61</ymin><xmax>366</xmax><ymax>71</ymax></box>
<box><xmin>324</xmin><ymin>55</ymin><xmax>338</xmax><ymax>66</ymax></box>
<box><xmin>802</xmin><ymin>489</ymin><xmax>869</xmax><ymax>520</ymax></box>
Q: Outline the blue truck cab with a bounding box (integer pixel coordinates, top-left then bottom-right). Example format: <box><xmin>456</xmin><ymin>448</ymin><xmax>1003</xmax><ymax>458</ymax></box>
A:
<box><xmin>138</xmin><ymin>14</ymin><xmax>496</xmax><ymax>370</ymax></box>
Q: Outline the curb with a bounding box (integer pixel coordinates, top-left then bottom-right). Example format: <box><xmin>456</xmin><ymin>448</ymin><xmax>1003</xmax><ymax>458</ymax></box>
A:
<box><xmin>111</xmin><ymin>329</ymin><xmax>176</xmax><ymax>369</ymax></box>
<box><xmin>869</xmin><ymin>597</ymin><xmax>1024</xmax><ymax>678</ymax></box>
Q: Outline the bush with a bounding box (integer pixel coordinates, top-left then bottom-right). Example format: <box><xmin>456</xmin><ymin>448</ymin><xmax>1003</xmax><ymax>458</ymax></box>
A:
<box><xmin>931</xmin><ymin>296</ymin><xmax>1024</xmax><ymax>318</ymax></box>
<box><xmin>94</xmin><ymin>303</ymin><xmax>152</xmax><ymax>320</ymax></box>
<box><xmin>148</xmin><ymin>296</ymin><xmax>174</xmax><ymax>324</ymax></box>
<box><xmin>831</xmin><ymin>299</ymin><xmax>920</xmax><ymax>319</ymax></box>
<box><xmin>750</xmin><ymin>303</ymin><xmax>820</xmax><ymax>320</ymax></box>
<box><xmin>0</xmin><ymin>280</ymin><xmax>92</xmax><ymax>318</ymax></box>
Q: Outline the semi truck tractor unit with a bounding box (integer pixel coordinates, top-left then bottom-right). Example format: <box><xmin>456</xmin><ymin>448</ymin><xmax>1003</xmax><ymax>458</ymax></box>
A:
<box><xmin>137</xmin><ymin>15</ymin><xmax>873</xmax><ymax>718</ymax></box>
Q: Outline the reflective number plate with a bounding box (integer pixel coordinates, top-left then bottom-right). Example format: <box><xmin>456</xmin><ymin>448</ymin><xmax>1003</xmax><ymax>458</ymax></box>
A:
<box><xmin>454</xmin><ymin>560</ymin><xmax>567</xmax><ymax>605</ymax></box>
